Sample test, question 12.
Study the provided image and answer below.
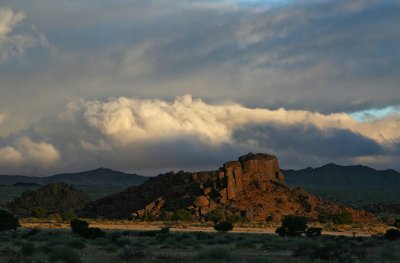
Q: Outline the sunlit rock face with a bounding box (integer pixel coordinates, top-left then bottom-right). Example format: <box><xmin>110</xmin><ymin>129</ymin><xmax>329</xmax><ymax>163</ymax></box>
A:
<box><xmin>81</xmin><ymin>153</ymin><xmax>375</xmax><ymax>224</ymax></box>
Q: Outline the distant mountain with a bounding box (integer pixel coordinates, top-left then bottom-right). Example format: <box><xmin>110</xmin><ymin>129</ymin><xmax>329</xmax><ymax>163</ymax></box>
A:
<box><xmin>283</xmin><ymin>163</ymin><xmax>400</xmax><ymax>187</ymax></box>
<box><xmin>0</xmin><ymin>168</ymin><xmax>148</xmax><ymax>186</ymax></box>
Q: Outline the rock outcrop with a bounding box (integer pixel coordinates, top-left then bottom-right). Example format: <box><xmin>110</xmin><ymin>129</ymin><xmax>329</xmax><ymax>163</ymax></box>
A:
<box><xmin>7</xmin><ymin>183</ymin><xmax>90</xmax><ymax>217</ymax></box>
<box><xmin>81</xmin><ymin>153</ymin><xmax>375</xmax><ymax>223</ymax></box>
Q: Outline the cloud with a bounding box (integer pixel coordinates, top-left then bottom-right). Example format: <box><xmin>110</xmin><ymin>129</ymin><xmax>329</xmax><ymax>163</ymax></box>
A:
<box><xmin>72</xmin><ymin>95</ymin><xmax>400</xmax><ymax>146</ymax></box>
<box><xmin>0</xmin><ymin>95</ymin><xmax>399</xmax><ymax>174</ymax></box>
<box><xmin>0</xmin><ymin>137</ymin><xmax>60</xmax><ymax>171</ymax></box>
<box><xmin>0</xmin><ymin>7</ymin><xmax>52</xmax><ymax>63</ymax></box>
<box><xmin>233</xmin><ymin>124</ymin><xmax>384</xmax><ymax>158</ymax></box>
<box><xmin>0</xmin><ymin>113</ymin><xmax>5</xmax><ymax>125</ymax></box>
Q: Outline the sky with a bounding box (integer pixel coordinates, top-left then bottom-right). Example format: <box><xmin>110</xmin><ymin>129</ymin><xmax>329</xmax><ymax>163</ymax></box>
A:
<box><xmin>0</xmin><ymin>0</ymin><xmax>399</xmax><ymax>176</ymax></box>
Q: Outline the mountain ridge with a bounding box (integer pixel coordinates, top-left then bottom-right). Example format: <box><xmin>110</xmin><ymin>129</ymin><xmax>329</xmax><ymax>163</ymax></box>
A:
<box><xmin>0</xmin><ymin>168</ymin><xmax>148</xmax><ymax>186</ymax></box>
<box><xmin>283</xmin><ymin>163</ymin><xmax>400</xmax><ymax>187</ymax></box>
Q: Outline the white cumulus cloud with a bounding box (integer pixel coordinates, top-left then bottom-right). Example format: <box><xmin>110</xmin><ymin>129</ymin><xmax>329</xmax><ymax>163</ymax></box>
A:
<box><xmin>0</xmin><ymin>137</ymin><xmax>60</xmax><ymax>169</ymax></box>
<box><xmin>72</xmin><ymin>95</ymin><xmax>400</xmax><ymax>147</ymax></box>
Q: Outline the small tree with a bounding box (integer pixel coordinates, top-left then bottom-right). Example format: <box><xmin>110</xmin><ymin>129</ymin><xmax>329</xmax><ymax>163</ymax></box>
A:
<box><xmin>276</xmin><ymin>215</ymin><xmax>308</xmax><ymax>236</ymax></box>
<box><xmin>61</xmin><ymin>211</ymin><xmax>77</xmax><ymax>223</ymax></box>
<box><xmin>0</xmin><ymin>210</ymin><xmax>20</xmax><ymax>232</ymax></box>
<box><xmin>214</xmin><ymin>221</ymin><xmax>233</xmax><ymax>232</ymax></box>
<box><xmin>70</xmin><ymin>218</ymin><xmax>105</xmax><ymax>239</ymax></box>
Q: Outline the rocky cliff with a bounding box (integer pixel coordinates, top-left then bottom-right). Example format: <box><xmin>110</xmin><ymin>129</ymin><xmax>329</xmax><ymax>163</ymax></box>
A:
<box><xmin>81</xmin><ymin>153</ymin><xmax>375</xmax><ymax>223</ymax></box>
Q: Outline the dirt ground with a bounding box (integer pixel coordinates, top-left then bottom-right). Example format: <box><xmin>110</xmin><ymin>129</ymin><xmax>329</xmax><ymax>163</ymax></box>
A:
<box><xmin>20</xmin><ymin>219</ymin><xmax>389</xmax><ymax>237</ymax></box>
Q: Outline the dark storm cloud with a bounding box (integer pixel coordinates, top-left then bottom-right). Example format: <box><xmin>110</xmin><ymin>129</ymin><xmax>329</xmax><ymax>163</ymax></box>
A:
<box><xmin>233</xmin><ymin>123</ymin><xmax>384</xmax><ymax>158</ymax></box>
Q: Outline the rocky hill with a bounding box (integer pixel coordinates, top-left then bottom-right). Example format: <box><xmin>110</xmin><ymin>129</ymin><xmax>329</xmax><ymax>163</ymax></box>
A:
<box><xmin>283</xmin><ymin>163</ymin><xmax>400</xmax><ymax>187</ymax></box>
<box><xmin>0</xmin><ymin>168</ymin><xmax>148</xmax><ymax>186</ymax></box>
<box><xmin>6</xmin><ymin>183</ymin><xmax>90</xmax><ymax>217</ymax></box>
<box><xmin>81</xmin><ymin>153</ymin><xmax>375</xmax><ymax>223</ymax></box>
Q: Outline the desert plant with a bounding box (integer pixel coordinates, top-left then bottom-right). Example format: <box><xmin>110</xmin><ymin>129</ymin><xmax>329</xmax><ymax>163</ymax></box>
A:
<box><xmin>207</xmin><ymin>209</ymin><xmax>226</xmax><ymax>224</ymax></box>
<box><xmin>31</xmin><ymin>207</ymin><xmax>48</xmax><ymax>218</ymax></box>
<box><xmin>276</xmin><ymin>215</ymin><xmax>308</xmax><ymax>236</ymax></box>
<box><xmin>173</xmin><ymin>209</ymin><xmax>193</xmax><ymax>221</ymax></box>
<box><xmin>61</xmin><ymin>211</ymin><xmax>77</xmax><ymax>223</ymax></box>
<box><xmin>70</xmin><ymin>219</ymin><xmax>89</xmax><ymax>234</ymax></box>
<box><xmin>385</xmin><ymin>228</ymin><xmax>400</xmax><ymax>241</ymax></box>
<box><xmin>70</xmin><ymin>218</ymin><xmax>105</xmax><ymax>239</ymax></box>
<box><xmin>214</xmin><ymin>221</ymin><xmax>233</xmax><ymax>232</ymax></box>
<box><xmin>318</xmin><ymin>212</ymin><xmax>353</xmax><ymax>225</ymax></box>
<box><xmin>0</xmin><ymin>210</ymin><xmax>20</xmax><ymax>232</ymax></box>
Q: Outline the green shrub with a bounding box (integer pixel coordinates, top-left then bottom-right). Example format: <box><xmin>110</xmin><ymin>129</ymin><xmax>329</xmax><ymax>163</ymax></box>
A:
<box><xmin>61</xmin><ymin>212</ymin><xmax>77</xmax><ymax>223</ymax></box>
<box><xmin>385</xmin><ymin>228</ymin><xmax>400</xmax><ymax>241</ymax></box>
<box><xmin>70</xmin><ymin>218</ymin><xmax>105</xmax><ymax>239</ymax></box>
<box><xmin>70</xmin><ymin>219</ymin><xmax>89</xmax><ymax>234</ymax></box>
<box><xmin>318</xmin><ymin>212</ymin><xmax>353</xmax><ymax>224</ymax></box>
<box><xmin>276</xmin><ymin>215</ymin><xmax>308</xmax><ymax>236</ymax></box>
<box><xmin>0</xmin><ymin>210</ymin><xmax>20</xmax><ymax>232</ymax></box>
<box><xmin>207</xmin><ymin>209</ymin><xmax>226</xmax><ymax>224</ymax></box>
<box><xmin>173</xmin><ymin>209</ymin><xmax>193</xmax><ymax>221</ymax></box>
<box><xmin>160</xmin><ymin>211</ymin><xmax>174</xmax><ymax>221</ymax></box>
<box><xmin>31</xmin><ymin>207</ymin><xmax>48</xmax><ymax>218</ymax></box>
<box><xmin>214</xmin><ymin>221</ymin><xmax>233</xmax><ymax>232</ymax></box>
<box><xmin>226</xmin><ymin>214</ymin><xmax>243</xmax><ymax>224</ymax></box>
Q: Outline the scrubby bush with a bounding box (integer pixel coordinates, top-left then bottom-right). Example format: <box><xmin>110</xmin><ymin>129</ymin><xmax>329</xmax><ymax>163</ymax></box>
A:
<box><xmin>31</xmin><ymin>207</ymin><xmax>48</xmax><ymax>218</ymax></box>
<box><xmin>61</xmin><ymin>211</ymin><xmax>77</xmax><ymax>223</ymax></box>
<box><xmin>206</xmin><ymin>209</ymin><xmax>226</xmax><ymax>224</ymax></box>
<box><xmin>173</xmin><ymin>209</ymin><xmax>193</xmax><ymax>221</ymax></box>
<box><xmin>318</xmin><ymin>212</ymin><xmax>353</xmax><ymax>224</ymax></box>
<box><xmin>214</xmin><ymin>221</ymin><xmax>233</xmax><ymax>232</ymax></box>
<box><xmin>276</xmin><ymin>215</ymin><xmax>308</xmax><ymax>236</ymax></box>
<box><xmin>70</xmin><ymin>219</ymin><xmax>89</xmax><ymax>234</ymax></box>
<box><xmin>70</xmin><ymin>218</ymin><xmax>105</xmax><ymax>239</ymax></box>
<box><xmin>0</xmin><ymin>210</ymin><xmax>20</xmax><ymax>232</ymax></box>
<box><xmin>385</xmin><ymin>228</ymin><xmax>400</xmax><ymax>241</ymax></box>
